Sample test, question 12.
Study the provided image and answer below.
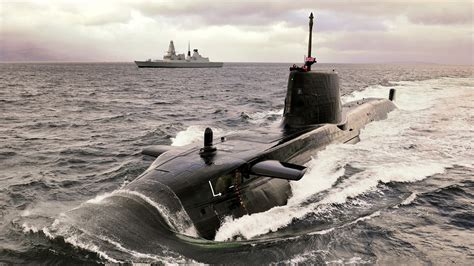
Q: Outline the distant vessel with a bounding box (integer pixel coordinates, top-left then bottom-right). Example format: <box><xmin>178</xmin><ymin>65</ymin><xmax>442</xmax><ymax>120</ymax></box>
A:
<box><xmin>135</xmin><ymin>41</ymin><xmax>223</xmax><ymax>68</ymax></box>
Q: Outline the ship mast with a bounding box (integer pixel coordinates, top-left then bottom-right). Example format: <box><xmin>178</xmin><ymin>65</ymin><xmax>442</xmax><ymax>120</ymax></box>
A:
<box><xmin>307</xmin><ymin>12</ymin><xmax>314</xmax><ymax>71</ymax></box>
<box><xmin>289</xmin><ymin>12</ymin><xmax>317</xmax><ymax>72</ymax></box>
<box><xmin>188</xmin><ymin>41</ymin><xmax>191</xmax><ymax>57</ymax></box>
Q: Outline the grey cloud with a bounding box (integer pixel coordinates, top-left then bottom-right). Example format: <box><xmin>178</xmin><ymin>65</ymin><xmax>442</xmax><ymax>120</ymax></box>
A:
<box><xmin>130</xmin><ymin>2</ymin><xmax>388</xmax><ymax>34</ymax></box>
<box><xmin>130</xmin><ymin>0</ymin><xmax>473</xmax><ymax>27</ymax></box>
<box><xmin>316</xmin><ymin>1</ymin><xmax>473</xmax><ymax>26</ymax></box>
<box><xmin>320</xmin><ymin>30</ymin><xmax>470</xmax><ymax>52</ymax></box>
<box><xmin>1</xmin><ymin>40</ymin><xmax>70</xmax><ymax>62</ymax></box>
<box><xmin>1</xmin><ymin>0</ymin><xmax>471</xmax><ymax>64</ymax></box>
<box><xmin>54</xmin><ymin>2</ymin><xmax>133</xmax><ymax>26</ymax></box>
<box><xmin>317</xmin><ymin>29</ymin><xmax>473</xmax><ymax>64</ymax></box>
<box><xmin>81</xmin><ymin>11</ymin><xmax>132</xmax><ymax>26</ymax></box>
<box><xmin>0</xmin><ymin>32</ymin><xmax>105</xmax><ymax>62</ymax></box>
<box><xmin>405</xmin><ymin>4</ymin><xmax>473</xmax><ymax>25</ymax></box>
<box><xmin>315</xmin><ymin>12</ymin><xmax>387</xmax><ymax>32</ymax></box>
<box><xmin>131</xmin><ymin>1</ymin><xmax>299</xmax><ymax>27</ymax></box>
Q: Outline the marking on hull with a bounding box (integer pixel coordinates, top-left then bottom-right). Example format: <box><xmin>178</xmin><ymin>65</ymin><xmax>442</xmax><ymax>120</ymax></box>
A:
<box><xmin>208</xmin><ymin>181</ymin><xmax>222</xmax><ymax>197</ymax></box>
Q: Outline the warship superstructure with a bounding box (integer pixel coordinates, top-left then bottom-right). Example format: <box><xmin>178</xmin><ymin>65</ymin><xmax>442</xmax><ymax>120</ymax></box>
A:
<box><xmin>135</xmin><ymin>41</ymin><xmax>223</xmax><ymax>68</ymax></box>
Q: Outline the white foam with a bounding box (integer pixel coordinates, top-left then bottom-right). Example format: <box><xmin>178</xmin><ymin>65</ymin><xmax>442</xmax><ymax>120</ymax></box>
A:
<box><xmin>21</xmin><ymin>223</ymin><xmax>39</xmax><ymax>233</ymax></box>
<box><xmin>400</xmin><ymin>192</ymin><xmax>418</xmax><ymax>206</ymax></box>
<box><xmin>246</xmin><ymin>109</ymin><xmax>283</xmax><ymax>124</ymax></box>
<box><xmin>86</xmin><ymin>191</ymin><xmax>114</xmax><ymax>204</ymax></box>
<box><xmin>41</xmin><ymin>226</ymin><xmax>55</xmax><ymax>239</ymax></box>
<box><xmin>171</xmin><ymin>125</ymin><xmax>225</xmax><ymax>146</ymax></box>
<box><xmin>283</xmin><ymin>249</ymin><xmax>329</xmax><ymax>264</ymax></box>
<box><xmin>97</xmin><ymin>235</ymin><xmax>194</xmax><ymax>263</ymax></box>
<box><xmin>215</xmin><ymin>77</ymin><xmax>474</xmax><ymax>241</ymax></box>
<box><xmin>279</xmin><ymin>213</ymin><xmax>381</xmax><ymax>264</ymax></box>
<box><xmin>63</xmin><ymin>233</ymin><xmax>121</xmax><ymax>263</ymax></box>
<box><xmin>42</xmin><ymin>218</ymin><xmax>122</xmax><ymax>263</ymax></box>
<box><xmin>345</xmin><ymin>256</ymin><xmax>371</xmax><ymax>264</ymax></box>
<box><xmin>288</xmin><ymin>146</ymin><xmax>348</xmax><ymax>205</ymax></box>
<box><xmin>320</xmin><ymin>162</ymin><xmax>446</xmax><ymax>204</ymax></box>
<box><xmin>140</xmin><ymin>190</ymin><xmax>198</xmax><ymax>237</ymax></box>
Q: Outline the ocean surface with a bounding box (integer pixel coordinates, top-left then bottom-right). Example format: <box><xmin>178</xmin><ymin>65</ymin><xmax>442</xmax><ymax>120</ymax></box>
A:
<box><xmin>0</xmin><ymin>62</ymin><xmax>472</xmax><ymax>264</ymax></box>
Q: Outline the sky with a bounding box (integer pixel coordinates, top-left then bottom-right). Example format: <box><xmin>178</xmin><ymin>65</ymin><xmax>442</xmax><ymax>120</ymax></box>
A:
<box><xmin>0</xmin><ymin>0</ymin><xmax>472</xmax><ymax>64</ymax></box>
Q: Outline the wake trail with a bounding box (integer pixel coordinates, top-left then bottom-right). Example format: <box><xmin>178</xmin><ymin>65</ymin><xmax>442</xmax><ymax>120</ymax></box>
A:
<box><xmin>214</xmin><ymin>77</ymin><xmax>474</xmax><ymax>241</ymax></box>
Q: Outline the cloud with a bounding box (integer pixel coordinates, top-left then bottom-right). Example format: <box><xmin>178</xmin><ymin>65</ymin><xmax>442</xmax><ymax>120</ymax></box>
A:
<box><xmin>129</xmin><ymin>0</ymin><xmax>473</xmax><ymax>27</ymax></box>
<box><xmin>0</xmin><ymin>36</ymin><xmax>65</xmax><ymax>62</ymax></box>
<box><xmin>0</xmin><ymin>0</ymin><xmax>472</xmax><ymax>64</ymax></box>
<box><xmin>317</xmin><ymin>26</ymin><xmax>472</xmax><ymax>64</ymax></box>
<box><xmin>405</xmin><ymin>3</ymin><xmax>473</xmax><ymax>25</ymax></box>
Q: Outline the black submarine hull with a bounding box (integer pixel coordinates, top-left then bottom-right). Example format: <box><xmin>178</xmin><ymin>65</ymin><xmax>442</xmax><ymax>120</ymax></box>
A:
<box><xmin>125</xmin><ymin>96</ymin><xmax>396</xmax><ymax>239</ymax></box>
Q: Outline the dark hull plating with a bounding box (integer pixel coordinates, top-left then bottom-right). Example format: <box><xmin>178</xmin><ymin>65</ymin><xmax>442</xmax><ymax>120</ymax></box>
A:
<box><xmin>126</xmin><ymin>97</ymin><xmax>396</xmax><ymax>239</ymax></box>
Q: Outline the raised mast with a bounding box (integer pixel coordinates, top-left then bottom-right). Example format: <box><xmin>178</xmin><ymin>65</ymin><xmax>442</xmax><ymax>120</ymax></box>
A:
<box><xmin>307</xmin><ymin>12</ymin><xmax>314</xmax><ymax>71</ymax></box>
<box><xmin>187</xmin><ymin>41</ymin><xmax>191</xmax><ymax>57</ymax></box>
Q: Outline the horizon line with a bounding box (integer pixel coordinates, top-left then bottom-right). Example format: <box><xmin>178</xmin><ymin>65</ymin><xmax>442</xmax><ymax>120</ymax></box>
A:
<box><xmin>0</xmin><ymin>61</ymin><xmax>472</xmax><ymax>66</ymax></box>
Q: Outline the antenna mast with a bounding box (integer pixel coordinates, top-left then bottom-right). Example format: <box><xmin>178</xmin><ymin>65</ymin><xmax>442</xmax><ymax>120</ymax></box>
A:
<box><xmin>307</xmin><ymin>12</ymin><xmax>314</xmax><ymax>70</ymax></box>
<box><xmin>188</xmin><ymin>41</ymin><xmax>191</xmax><ymax>57</ymax></box>
<box><xmin>289</xmin><ymin>12</ymin><xmax>317</xmax><ymax>72</ymax></box>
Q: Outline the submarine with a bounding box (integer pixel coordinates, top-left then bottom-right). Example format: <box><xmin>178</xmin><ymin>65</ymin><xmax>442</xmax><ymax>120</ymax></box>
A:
<box><xmin>126</xmin><ymin>13</ymin><xmax>397</xmax><ymax>240</ymax></box>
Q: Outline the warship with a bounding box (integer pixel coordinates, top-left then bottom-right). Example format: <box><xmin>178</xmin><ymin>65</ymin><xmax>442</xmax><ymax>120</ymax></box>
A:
<box><xmin>134</xmin><ymin>41</ymin><xmax>223</xmax><ymax>68</ymax></box>
<box><xmin>70</xmin><ymin>13</ymin><xmax>397</xmax><ymax>242</ymax></box>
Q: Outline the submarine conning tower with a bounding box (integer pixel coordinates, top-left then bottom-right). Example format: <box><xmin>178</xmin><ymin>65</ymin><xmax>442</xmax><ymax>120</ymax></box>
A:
<box><xmin>282</xmin><ymin>12</ymin><xmax>342</xmax><ymax>128</ymax></box>
<box><xmin>282</xmin><ymin>70</ymin><xmax>342</xmax><ymax>128</ymax></box>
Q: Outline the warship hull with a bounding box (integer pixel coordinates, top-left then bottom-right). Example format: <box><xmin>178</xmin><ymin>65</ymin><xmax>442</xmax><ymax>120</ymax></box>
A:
<box><xmin>135</xmin><ymin>60</ymin><xmax>223</xmax><ymax>68</ymax></box>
